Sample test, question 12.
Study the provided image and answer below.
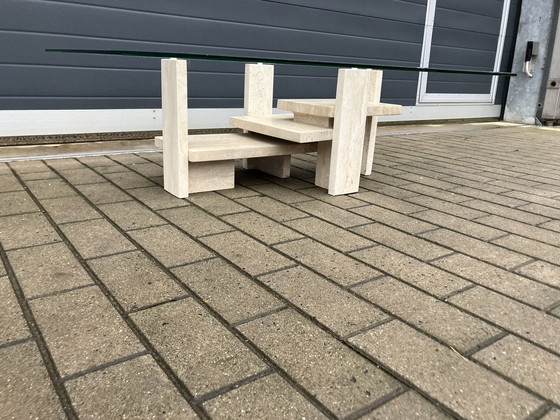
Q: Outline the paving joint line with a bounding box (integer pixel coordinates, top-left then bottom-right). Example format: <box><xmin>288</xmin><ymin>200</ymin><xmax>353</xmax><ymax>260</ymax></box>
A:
<box><xmin>342</xmin><ymin>316</ymin><xmax>395</xmax><ymax>341</ymax></box>
<box><xmin>344</xmin><ymin>387</ymin><xmax>408</xmax><ymax>420</ymax></box>
<box><xmin>230</xmin><ymin>306</ymin><xmax>290</xmax><ymax>328</ymax></box>
<box><xmin>193</xmin><ymin>368</ymin><xmax>275</xmax><ymax>404</ymax></box>
<box><xmin>167</xmin><ymin>256</ymin><xmax>220</xmax><ymax>271</ymax></box>
<box><xmin>125</xmin><ymin>294</ymin><xmax>192</xmax><ymax>315</ymax></box>
<box><xmin>27</xmin><ymin>283</ymin><xmax>97</xmax><ymax>302</ymax></box>
<box><xmin>83</xmin><ymin>249</ymin><xmax>138</xmax><ymax>262</ymax></box>
<box><xmin>462</xmin><ymin>331</ymin><xmax>509</xmax><ymax>357</ymax></box>
<box><xmin>268</xmin><ymin>236</ymin><xmax>307</xmax><ymax>247</ymax></box>
<box><xmin>343</xmin><ymin>274</ymin><xmax>387</xmax><ymax>290</ymax></box>
<box><xmin>60</xmin><ymin>350</ymin><xmax>150</xmax><ymax>383</ymax></box>
<box><xmin>0</xmin><ymin>336</ymin><xmax>34</xmax><ymax>351</ymax></box>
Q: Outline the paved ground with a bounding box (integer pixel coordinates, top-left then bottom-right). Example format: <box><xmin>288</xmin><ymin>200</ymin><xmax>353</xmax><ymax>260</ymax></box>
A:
<box><xmin>1</xmin><ymin>123</ymin><xmax>560</xmax><ymax>419</ymax></box>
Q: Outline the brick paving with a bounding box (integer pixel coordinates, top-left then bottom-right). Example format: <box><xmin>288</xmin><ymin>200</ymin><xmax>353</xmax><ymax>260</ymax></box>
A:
<box><xmin>1</xmin><ymin>124</ymin><xmax>560</xmax><ymax>419</ymax></box>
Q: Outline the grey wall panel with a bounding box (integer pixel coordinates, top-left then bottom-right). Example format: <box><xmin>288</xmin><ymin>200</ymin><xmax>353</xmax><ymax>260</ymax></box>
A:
<box><xmin>0</xmin><ymin>0</ymin><xmax>518</xmax><ymax>111</ymax></box>
<box><xmin>1</xmin><ymin>0</ymin><xmax>428</xmax><ymax>110</ymax></box>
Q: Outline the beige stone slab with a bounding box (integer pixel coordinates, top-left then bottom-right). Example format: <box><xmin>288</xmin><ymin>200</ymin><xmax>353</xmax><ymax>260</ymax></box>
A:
<box><xmin>0</xmin><ymin>277</ymin><xmax>30</xmax><ymax>345</ymax></box>
<box><xmin>230</xmin><ymin>115</ymin><xmax>332</xmax><ymax>143</ymax></box>
<box><xmin>277</xmin><ymin>98</ymin><xmax>402</xmax><ymax>118</ymax></box>
<box><xmin>188</xmin><ymin>132</ymin><xmax>318</xmax><ymax>160</ymax></box>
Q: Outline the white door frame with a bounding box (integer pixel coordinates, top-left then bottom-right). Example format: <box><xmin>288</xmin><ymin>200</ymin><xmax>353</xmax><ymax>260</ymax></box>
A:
<box><xmin>417</xmin><ymin>0</ymin><xmax>512</xmax><ymax>104</ymax></box>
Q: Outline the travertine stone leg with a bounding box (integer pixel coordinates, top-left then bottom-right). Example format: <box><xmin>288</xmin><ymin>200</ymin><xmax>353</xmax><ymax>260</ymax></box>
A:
<box><xmin>188</xmin><ymin>160</ymin><xmax>235</xmax><ymax>194</ymax></box>
<box><xmin>162</xmin><ymin>58</ymin><xmax>189</xmax><ymax>198</ymax></box>
<box><xmin>315</xmin><ymin>141</ymin><xmax>332</xmax><ymax>189</ymax></box>
<box><xmin>241</xmin><ymin>63</ymin><xmax>289</xmax><ymax>174</ymax></box>
<box><xmin>328</xmin><ymin>68</ymin><xmax>370</xmax><ymax>195</ymax></box>
<box><xmin>244</xmin><ymin>155</ymin><xmax>291</xmax><ymax>178</ymax></box>
<box><xmin>361</xmin><ymin>70</ymin><xmax>383</xmax><ymax>176</ymax></box>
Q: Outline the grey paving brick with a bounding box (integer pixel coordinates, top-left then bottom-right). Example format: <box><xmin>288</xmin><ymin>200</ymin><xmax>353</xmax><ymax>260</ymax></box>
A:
<box><xmin>350</xmin><ymin>246</ymin><xmax>470</xmax><ymax>297</ymax></box>
<box><xmin>432</xmin><ymin>253</ymin><xmax>560</xmax><ymax>309</ymax></box>
<box><xmin>159</xmin><ymin>206</ymin><xmax>232</xmax><ymax>237</ymax></box>
<box><xmin>0</xmin><ymin>259</ymin><xmax>5</xmax><ymax>277</ymax></box>
<box><xmin>127</xmin><ymin>162</ymin><xmax>163</xmax><ymax>178</ymax></box>
<box><xmin>61</xmin><ymin>219</ymin><xmax>136</xmax><ymax>259</ymax></box>
<box><xmin>413</xmin><ymin>209</ymin><xmax>505</xmax><ymax>240</ymax></box>
<box><xmin>451</xmin><ymin>186</ymin><xmax>529</xmax><ymax>207</ymax></box>
<box><xmin>0</xmin><ymin>174</ymin><xmax>23</xmax><ymax>193</ymax></box>
<box><xmin>222</xmin><ymin>211</ymin><xmax>303</xmax><ymax>245</ymax></box>
<box><xmin>0</xmin><ymin>190</ymin><xmax>39</xmax><ymax>216</ymax></box>
<box><xmin>293</xmin><ymin>200</ymin><xmax>370</xmax><ymax>228</ymax></box>
<box><xmin>219</xmin><ymin>185</ymin><xmax>260</xmax><ymax>199</ymax></box>
<box><xmin>128</xmin><ymin>225</ymin><xmax>213</xmax><ymax>267</ymax></box>
<box><xmin>24</xmin><ymin>178</ymin><xmax>76</xmax><ymax>199</ymax></box>
<box><xmin>352</xmin><ymin>204</ymin><xmax>436</xmax><ymax>234</ymax></box>
<box><xmin>285</xmin><ymin>217</ymin><xmax>374</xmax><ymax>253</ymax></box>
<box><xmin>395</xmin><ymin>172</ymin><xmax>459</xmax><ymax>191</ymax></box>
<box><xmin>492</xmin><ymin>234</ymin><xmax>560</xmax><ymax>266</ymax></box>
<box><xmin>260</xmin><ymin>266</ymin><xmax>386</xmax><ymax>336</ymax></box>
<box><xmin>131</xmin><ymin>299</ymin><xmax>266</xmax><ymax>398</ymax></box>
<box><xmin>19</xmin><ymin>170</ymin><xmax>59</xmax><ymax>181</ymax></box>
<box><xmin>353</xmin><ymin>277</ymin><xmax>500</xmax><ymax>352</ymax></box>
<box><xmin>187</xmin><ymin>191</ymin><xmax>247</xmax><ymax>216</ymax></box>
<box><xmin>350</xmin><ymin>320</ymin><xmax>543</xmax><ymax>419</ymax></box>
<box><xmin>203</xmin><ymin>373</ymin><xmax>326</xmax><ymax>419</ymax></box>
<box><xmin>104</xmin><ymin>171</ymin><xmax>155</xmax><ymax>189</ymax></box>
<box><xmin>300</xmin><ymin>186</ymin><xmax>368</xmax><ymax>208</ymax></box>
<box><xmin>58</xmin><ymin>168</ymin><xmax>105</xmax><ymax>185</ymax></box>
<box><xmin>406</xmin><ymin>195</ymin><xmax>487</xmax><ymax>219</ymax></box>
<box><xmin>89</xmin><ymin>251</ymin><xmax>186</xmax><ymax>312</ymax></box>
<box><xmin>473</xmin><ymin>335</ymin><xmax>560</xmax><ymax>404</ymax></box>
<box><xmin>515</xmin><ymin>261</ymin><xmax>560</xmax><ymax>288</ymax></box>
<box><xmin>353</xmin><ymin>224</ymin><xmax>450</xmax><ymax>261</ymax></box>
<box><xmin>75</xmin><ymin>182</ymin><xmax>133</xmax><ymax>204</ymax></box>
<box><xmin>505</xmin><ymin>190</ymin><xmax>560</xmax><ymax>209</ymax></box>
<box><xmin>274</xmin><ymin>238</ymin><xmax>381</xmax><ymax>286</ymax></box>
<box><xmin>201</xmin><ymin>231</ymin><xmax>294</xmax><ymax>277</ymax></box>
<box><xmin>238</xmin><ymin>309</ymin><xmax>402</xmax><ymax>418</ymax></box>
<box><xmin>30</xmin><ymin>287</ymin><xmax>144</xmax><ymax>376</ymax></box>
<box><xmin>78</xmin><ymin>155</ymin><xmax>119</xmax><ymax>167</ymax></box>
<box><xmin>99</xmin><ymin>200</ymin><xmax>166</xmax><ymax>231</ymax></box>
<box><xmin>8</xmin><ymin>243</ymin><xmax>93</xmax><ymax>298</ymax></box>
<box><xmin>351</xmin><ymin>191</ymin><xmax>426</xmax><ymax>214</ymax></box>
<box><xmin>0</xmin><ymin>162</ymin><xmax>10</xmax><ymax>174</ymax></box>
<box><xmin>109</xmin><ymin>153</ymin><xmax>149</xmax><ymax>165</ymax></box>
<box><xmin>449</xmin><ymin>287</ymin><xmax>560</xmax><ymax>354</ymax></box>
<box><xmin>44</xmin><ymin>158</ymin><xmax>83</xmax><ymax>170</ymax></box>
<box><xmin>420</xmin><ymin>228</ymin><xmax>529</xmax><ymax>269</ymax></box>
<box><xmin>0</xmin><ymin>213</ymin><xmax>61</xmax><ymax>250</ymax></box>
<box><xmin>489</xmin><ymin>180</ymin><xmax>559</xmax><ymax>197</ymax></box>
<box><xmin>250</xmin><ymin>183</ymin><xmax>312</xmax><ymax>204</ymax></box>
<box><xmin>96</xmin><ymin>165</ymin><xmax>131</xmax><ymax>174</ymax></box>
<box><xmin>172</xmin><ymin>258</ymin><xmax>282</xmax><ymax>324</ymax></box>
<box><xmin>517</xmin><ymin>203</ymin><xmax>560</xmax><ymax>219</ymax></box>
<box><xmin>1</xmin><ymin>341</ymin><xmax>65</xmax><ymax>419</ymax></box>
<box><xmin>9</xmin><ymin>160</ymin><xmax>50</xmax><ymax>173</ymax></box>
<box><xmin>364</xmin><ymin>391</ymin><xmax>452</xmax><ymax>420</ymax></box>
<box><xmin>399</xmin><ymin>183</ymin><xmax>471</xmax><ymax>203</ymax></box>
<box><xmin>237</xmin><ymin>195</ymin><xmax>307</xmax><ymax>222</ymax></box>
<box><xmin>136</xmin><ymin>152</ymin><xmax>163</xmax><ymax>164</ymax></box>
<box><xmin>41</xmin><ymin>195</ymin><xmax>102</xmax><ymax>224</ymax></box>
<box><xmin>0</xmin><ymin>277</ymin><xmax>30</xmax><ymax>345</ymax></box>
<box><xmin>463</xmin><ymin>200</ymin><xmax>550</xmax><ymax>225</ymax></box>
<box><xmin>66</xmin><ymin>354</ymin><xmax>197</xmax><ymax>419</ymax></box>
<box><xmin>127</xmin><ymin>186</ymin><xmax>189</xmax><ymax>210</ymax></box>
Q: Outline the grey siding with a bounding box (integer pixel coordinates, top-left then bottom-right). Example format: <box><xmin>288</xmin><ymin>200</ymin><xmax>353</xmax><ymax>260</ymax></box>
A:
<box><xmin>0</xmin><ymin>0</ymin><xmax>516</xmax><ymax>111</ymax></box>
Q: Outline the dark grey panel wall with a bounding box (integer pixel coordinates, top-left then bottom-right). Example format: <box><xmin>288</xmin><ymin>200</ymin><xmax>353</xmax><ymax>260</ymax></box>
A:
<box><xmin>426</xmin><ymin>0</ymin><xmax>520</xmax><ymax>97</ymax></box>
<box><xmin>0</xmin><ymin>0</ymin><xmax>517</xmax><ymax>110</ymax></box>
